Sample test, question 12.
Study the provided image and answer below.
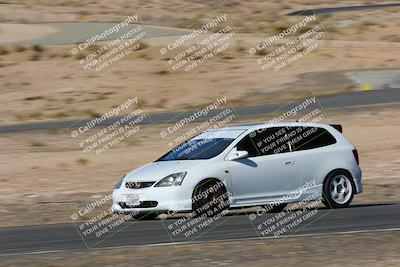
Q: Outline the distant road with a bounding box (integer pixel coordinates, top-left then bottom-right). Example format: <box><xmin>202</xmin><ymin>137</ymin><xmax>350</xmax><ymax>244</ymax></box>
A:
<box><xmin>0</xmin><ymin>89</ymin><xmax>399</xmax><ymax>133</ymax></box>
<box><xmin>288</xmin><ymin>3</ymin><xmax>400</xmax><ymax>15</ymax></box>
<box><xmin>2</xmin><ymin>3</ymin><xmax>400</xmax><ymax>46</ymax></box>
<box><xmin>0</xmin><ymin>203</ymin><xmax>398</xmax><ymax>256</ymax></box>
<box><xmin>8</xmin><ymin>23</ymin><xmax>191</xmax><ymax>46</ymax></box>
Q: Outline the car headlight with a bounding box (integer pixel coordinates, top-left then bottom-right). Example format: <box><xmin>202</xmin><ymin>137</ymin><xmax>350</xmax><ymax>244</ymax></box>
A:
<box><xmin>155</xmin><ymin>172</ymin><xmax>187</xmax><ymax>187</ymax></box>
<box><xmin>115</xmin><ymin>174</ymin><xmax>127</xmax><ymax>189</ymax></box>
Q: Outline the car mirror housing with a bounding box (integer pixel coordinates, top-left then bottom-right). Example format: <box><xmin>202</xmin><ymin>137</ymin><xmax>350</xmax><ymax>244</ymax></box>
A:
<box><xmin>227</xmin><ymin>149</ymin><xmax>249</xmax><ymax>161</ymax></box>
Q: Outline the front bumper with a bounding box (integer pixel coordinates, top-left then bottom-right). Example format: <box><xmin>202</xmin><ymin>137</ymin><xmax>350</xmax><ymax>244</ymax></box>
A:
<box><xmin>112</xmin><ymin>185</ymin><xmax>192</xmax><ymax>214</ymax></box>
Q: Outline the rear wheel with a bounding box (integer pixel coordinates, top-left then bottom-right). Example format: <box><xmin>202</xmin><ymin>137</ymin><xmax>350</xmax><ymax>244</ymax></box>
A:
<box><xmin>192</xmin><ymin>179</ymin><xmax>229</xmax><ymax>217</ymax></box>
<box><xmin>322</xmin><ymin>170</ymin><xmax>354</xmax><ymax>208</ymax></box>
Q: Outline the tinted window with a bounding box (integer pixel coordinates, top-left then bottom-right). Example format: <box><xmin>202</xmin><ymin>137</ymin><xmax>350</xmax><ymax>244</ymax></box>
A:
<box><xmin>290</xmin><ymin>127</ymin><xmax>336</xmax><ymax>151</ymax></box>
<box><xmin>236</xmin><ymin>135</ymin><xmax>260</xmax><ymax>157</ymax></box>
<box><xmin>236</xmin><ymin>127</ymin><xmax>291</xmax><ymax>157</ymax></box>
<box><xmin>157</xmin><ymin>138</ymin><xmax>234</xmax><ymax>161</ymax></box>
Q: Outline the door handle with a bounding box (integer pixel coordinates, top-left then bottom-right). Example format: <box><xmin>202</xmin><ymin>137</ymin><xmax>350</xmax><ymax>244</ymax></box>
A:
<box><xmin>284</xmin><ymin>160</ymin><xmax>294</xmax><ymax>165</ymax></box>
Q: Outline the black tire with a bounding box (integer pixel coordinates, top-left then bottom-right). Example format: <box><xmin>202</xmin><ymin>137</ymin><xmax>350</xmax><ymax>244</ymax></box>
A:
<box><xmin>322</xmin><ymin>170</ymin><xmax>355</xmax><ymax>209</ymax></box>
<box><xmin>192</xmin><ymin>179</ymin><xmax>229</xmax><ymax>217</ymax></box>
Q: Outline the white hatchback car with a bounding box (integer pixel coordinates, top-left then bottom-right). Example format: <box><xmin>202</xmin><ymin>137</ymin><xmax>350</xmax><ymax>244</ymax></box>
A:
<box><xmin>112</xmin><ymin>123</ymin><xmax>362</xmax><ymax>219</ymax></box>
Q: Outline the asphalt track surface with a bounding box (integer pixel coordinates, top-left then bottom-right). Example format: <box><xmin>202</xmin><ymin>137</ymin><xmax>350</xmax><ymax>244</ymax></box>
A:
<box><xmin>0</xmin><ymin>203</ymin><xmax>399</xmax><ymax>256</ymax></box>
<box><xmin>0</xmin><ymin>88</ymin><xmax>399</xmax><ymax>134</ymax></box>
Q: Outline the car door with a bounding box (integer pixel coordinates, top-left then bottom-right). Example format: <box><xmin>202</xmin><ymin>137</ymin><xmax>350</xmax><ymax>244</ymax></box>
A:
<box><xmin>288</xmin><ymin>126</ymin><xmax>338</xmax><ymax>200</ymax></box>
<box><xmin>228</xmin><ymin>127</ymin><xmax>301</xmax><ymax>205</ymax></box>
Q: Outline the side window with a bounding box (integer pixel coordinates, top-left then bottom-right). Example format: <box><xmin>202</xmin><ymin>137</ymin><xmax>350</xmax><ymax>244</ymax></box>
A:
<box><xmin>236</xmin><ymin>135</ymin><xmax>260</xmax><ymax>157</ymax></box>
<box><xmin>290</xmin><ymin>127</ymin><xmax>336</xmax><ymax>151</ymax></box>
<box><xmin>236</xmin><ymin>127</ymin><xmax>291</xmax><ymax>157</ymax></box>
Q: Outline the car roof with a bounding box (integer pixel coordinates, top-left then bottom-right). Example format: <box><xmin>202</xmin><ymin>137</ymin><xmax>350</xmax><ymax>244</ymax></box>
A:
<box><xmin>216</xmin><ymin>122</ymin><xmax>331</xmax><ymax>131</ymax></box>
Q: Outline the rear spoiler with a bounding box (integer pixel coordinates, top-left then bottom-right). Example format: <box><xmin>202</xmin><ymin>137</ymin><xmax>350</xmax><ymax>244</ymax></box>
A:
<box><xmin>330</xmin><ymin>124</ymin><xmax>342</xmax><ymax>133</ymax></box>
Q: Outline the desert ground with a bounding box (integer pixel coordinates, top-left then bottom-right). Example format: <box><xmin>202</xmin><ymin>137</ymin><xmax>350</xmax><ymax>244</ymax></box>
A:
<box><xmin>0</xmin><ymin>1</ymin><xmax>399</xmax><ymax>124</ymax></box>
<box><xmin>0</xmin><ymin>1</ymin><xmax>399</xmax><ymax>266</ymax></box>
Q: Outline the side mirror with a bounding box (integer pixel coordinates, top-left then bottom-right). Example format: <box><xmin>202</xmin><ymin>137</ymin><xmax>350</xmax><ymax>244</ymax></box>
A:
<box><xmin>227</xmin><ymin>149</ymin><xmax>248</xmax><ymax>161</ymax></box>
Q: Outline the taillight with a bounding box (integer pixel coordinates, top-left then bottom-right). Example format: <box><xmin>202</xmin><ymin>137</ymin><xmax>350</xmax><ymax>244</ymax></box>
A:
<box><xmin>352</xmin><ymin>149</ymin><xmax>359</xmax><ymax>165</ymax></box>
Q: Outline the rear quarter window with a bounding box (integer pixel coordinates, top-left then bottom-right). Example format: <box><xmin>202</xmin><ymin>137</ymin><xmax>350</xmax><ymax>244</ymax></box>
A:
<box><xmin>291</xmin><ymin>126</ymin><xmax>337</xmax><ymax>151</ymax></box>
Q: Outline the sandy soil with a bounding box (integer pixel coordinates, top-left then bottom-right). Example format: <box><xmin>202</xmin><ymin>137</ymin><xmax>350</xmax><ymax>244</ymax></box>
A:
<box><xmin>0</xmin><ymin>24</ymin><xmax>57</xmax><ymax>43</ymax></box>
<box><xmin>0</xmin><ymin>1</ymin><xmax>399</xmax><ymax>124</ymax></box>
<box><xmin>0</xmin><ymin>104</ymin><xmax>399</xmax><ymax>227</ymax></box>
<box><xmin>0</xmin><ymin>40</ymin><xmax>398</xmax><ymax>125</ymax></box>
<box><xmin>2</xmin><ymin>231</ymin><xmax>399</xmax><ymax>267</ymax></box>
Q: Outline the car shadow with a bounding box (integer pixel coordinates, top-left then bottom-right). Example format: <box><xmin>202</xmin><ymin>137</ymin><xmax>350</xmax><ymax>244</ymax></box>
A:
<box><xmin>145</xmin><ymin>203</ymin><xmax>398</xmax><ymax>220</ymax></box>
<box><xmin>224</xmin><ymin>202</ymin><xmax>398</xmax><ymax>217</ymax></box>
<box><xmin>317</xmin><ymin>202</ymin><xmax>397</xmax><ymax>210</ymax></box>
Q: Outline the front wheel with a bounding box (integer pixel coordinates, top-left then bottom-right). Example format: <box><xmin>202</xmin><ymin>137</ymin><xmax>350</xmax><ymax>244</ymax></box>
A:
<box><xmin>322</xmin><ymin>171</ymin><xmax>355</xmax><ymax>208</ymax></box>
<box><xmin>192</xmin><ymin>179</ymin><xmax>229</xmax><ymax>217</ymax></box>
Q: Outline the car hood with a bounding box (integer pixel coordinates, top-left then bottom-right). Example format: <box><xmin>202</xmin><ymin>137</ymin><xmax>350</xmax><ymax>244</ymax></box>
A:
<box><xmin>125</xmin><ymin>160</ymin><xmax>205</xmax><ymax>182</ymax></box>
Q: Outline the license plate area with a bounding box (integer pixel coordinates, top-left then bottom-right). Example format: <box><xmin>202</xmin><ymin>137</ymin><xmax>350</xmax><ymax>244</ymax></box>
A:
<box><xmin>125</xmin><ymin>194</ymin><xmax>142</xmax><ymax>206</ymax></box>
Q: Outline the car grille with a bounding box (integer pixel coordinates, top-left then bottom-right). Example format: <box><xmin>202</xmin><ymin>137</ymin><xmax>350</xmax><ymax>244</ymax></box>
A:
<box><xmin>118</xmin><ymin>201</ymin><xmax>158</xmax><ymax>209</ymax></box>
<box><xmin>125</xmin><ymin>181</ymin><xmax>155</xmax><ymax>189</ymax></box>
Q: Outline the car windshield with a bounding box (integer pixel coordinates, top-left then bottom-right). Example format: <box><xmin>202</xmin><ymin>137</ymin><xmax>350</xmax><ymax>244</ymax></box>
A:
<box><xmin>156</xmin><ymin>129</ymin><xmax>245</xmax><ymax>161</ymax></box>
